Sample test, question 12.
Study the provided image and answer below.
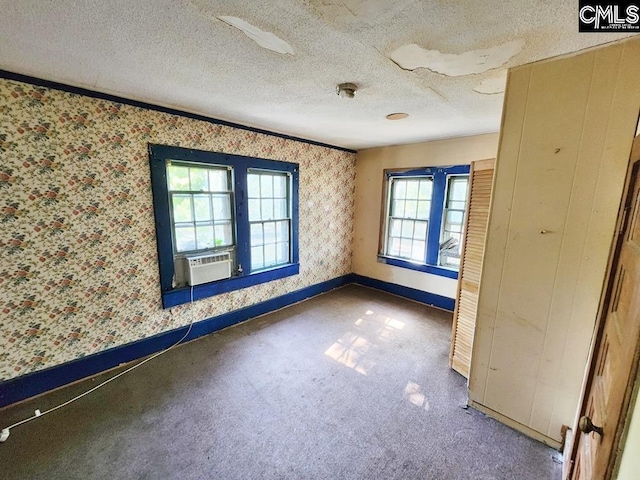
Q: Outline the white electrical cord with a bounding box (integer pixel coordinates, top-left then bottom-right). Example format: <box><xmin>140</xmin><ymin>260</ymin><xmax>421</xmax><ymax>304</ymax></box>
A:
<box><xmin>1</xmin><ymin>287</ymin><xmax>196</xmax><ymax>443</ymax></box>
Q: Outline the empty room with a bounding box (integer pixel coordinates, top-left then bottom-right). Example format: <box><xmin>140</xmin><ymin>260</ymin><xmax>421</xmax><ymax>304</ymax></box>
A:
<box><xmin>1</xmin><ymin>1</ymin><xmax>639</xmax><ymax>479</ymax></box>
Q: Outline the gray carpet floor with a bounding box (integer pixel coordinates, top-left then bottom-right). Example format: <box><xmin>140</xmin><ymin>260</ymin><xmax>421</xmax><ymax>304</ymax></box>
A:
<box><xmin>0</xmin><ymin>285</ymin><xmax>562</xmax><ymax>479</ymax></box>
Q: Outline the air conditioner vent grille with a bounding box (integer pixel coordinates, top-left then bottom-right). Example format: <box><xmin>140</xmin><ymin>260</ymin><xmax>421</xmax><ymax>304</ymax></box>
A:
<box><xmin>185</xmin><ymin>252</ymin><xmax>232</xmax><ymax>286</ymax></box>
<box><xmin>187</xmin><ymin>252</ymin><xmax>230</xmax><ymax>267</ymax></box>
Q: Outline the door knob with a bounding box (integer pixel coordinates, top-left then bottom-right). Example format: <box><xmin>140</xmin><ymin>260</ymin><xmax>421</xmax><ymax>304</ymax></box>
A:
<box><xmin>579</xmin><ymin>416</ymin><xmax>603</xmax><ymax>436</ymax></box>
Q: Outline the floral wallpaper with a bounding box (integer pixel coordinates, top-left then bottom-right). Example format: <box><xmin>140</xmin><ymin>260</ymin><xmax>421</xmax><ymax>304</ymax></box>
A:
<box><xmin>0</xmin><ymin>78</ymin><xmax>356</xmax><ymax>381</ymax></box>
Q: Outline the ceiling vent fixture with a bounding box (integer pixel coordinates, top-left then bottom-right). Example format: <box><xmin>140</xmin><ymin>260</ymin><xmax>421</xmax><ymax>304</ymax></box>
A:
<box><xmin>337</xmin><ymin>83</ymin><xmax>358</xmax><ymax>99</ymax></box>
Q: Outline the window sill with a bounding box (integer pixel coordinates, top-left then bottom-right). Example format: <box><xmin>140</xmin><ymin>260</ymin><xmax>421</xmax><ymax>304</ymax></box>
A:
<box><xmin>161</xmin><ymin>263</ymin><xmax>300</xmax><ymax>308</ymax></box>
<box><xmin>377</xmin><ymin>255</ymin><xmax>459</xmax><ymax>280</ymax></box>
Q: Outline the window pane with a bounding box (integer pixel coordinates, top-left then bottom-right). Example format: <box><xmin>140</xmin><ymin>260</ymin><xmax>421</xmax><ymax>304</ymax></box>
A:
<box><xmin>414</xmin><ymin>221</ymin><xmax>428</xmax><ymax>240</ymax></box>
<box><xmin>417</xmin><ymin>200</ymin><xmax>430</xmax><ymax>219</ymax></box>
<box><xmin>264</xmin><ymin>222</ymin><xmax>276</xmax><ymax>245</ymax></box>
<box><xmin>447</xmin><ymin>210</ymin><xmax>464</xmax><ymax>226</ymax></box>
<box><xmin>215</xmin><ymin>221</ymin><xmax>233</xmax><ymax>246</ymax></box>
<box><xmin>387</xmin><ymin>237</ymin><xmax>400</xmax><ymax>257</ymax></box>
<box><xmin>393</xmin><ymin>200</ymin><xmax>405</xmax><ymax>218</ymax></box>
<box><xmin>274</xmin><ymin>199</ymin><xmax>287</xmax><ymax>219</ymax></box>
<box><xmin>209</xmin><ymin>169</ymin><xmax>229</xmax><ymax>192</ymax></box>
<box><xmin>196</xmin><ymin>225</ymin><xmax>215</xmax><ymax>250</ymax></box>
<box><xmin>276</xmin><ymin>221</ymin><xmax>288</xmax><ymax>243</ymax></box>
<box><xmin>400</xmin><ymin>238</ymin><xmax>412</xmax><ymax>258</ymax></box>
<box><xmin>273</xmin><ymin>175</ymin><xmax>286</xmax><ymax>198</ymax></box>
<box><xmin>277</xmin><ymin>242</ymin><xmax>289</xmax><ymax>263</ymax></box>
<box><xmin>172</xmin><ymin>195</ymin><xmax>193</xmax><ymax>222</ymax></box>
<box><xmin>190</xmin><ymin>168</ymin><xmax>208</xmax><ymax>191</ymax></box>
<box><xmin>264</xmin><ymin>243</ymin><xmax>277</xmax><ymax>267</ymax></box>
<box><xmin>248</xmin><ymin>174</ymin><xmax>260</xmax><ymax>198</ymax></box>
<box><xmin>449</xmin><ymin>200</ymin><xmax>466</xmax><ymax>210</ymax></box>
<box><xmin>406</xmin><ymin>180</ymin><xmax>419</xmax><ymax>199</ymax></box>
<box><xmin>440</xmin><ymin>232</ymin><xmax>462</xmax><ymax>266</ymax></box>
<box><xmin>250</xmin><ymin>223</ymin><xmax>263</xmax><ymax>246</ymax></box>
<box><xmin>168</xmin><ymin>165</ymin><xmax>190</xmax><ymax>190</ymax></box>
<box><xmin>418</xmin><ymin>180</ymin><xmax>432</xmax><ymax>200</ymax></box>
<box><xmin>193</xmin><ymin>195</ymin><xmax>212</xmax><ymax>221</ymax></box>
<box><xmin>175</xmin><ymin>225</ymin><xmax>196</xmax><ymax>252</ymax></box>
<box><xmin>443</xmin><ymin>256</ymin><xmax>461</xmax><ymax>268</ymax></box>
<box><xmin>261</xmin><ymin>175</ymin><xmax>273</xmax><ymax>197</ymax></box>
<box><xmin>449</xmin><ymin>232</ymin><xmax>462</xmax><ymax>244</ymax></box>
<box><xmin>411</xmin><ymin>240</ymin><xmax>425</xmax><ymax>261</ymax></box>
<box><xmin>394</xmin><ymin>180</ymin><xmax>406</xmax><ymax>199</ymax></box>
<box><xmin>390</xmin><ymin>219</ymin><xmax>401</xmax><ymax>237</ymax></box>
<box><xmin>401</xmin><ymin>220</ymin><xmax>414</xmax><ymax>238</ymax></box>
<box><xmin>251</xmin><ymin>246</ymin><xmax>264</xmax><ymax>270</ymax></box>
<box><xmin>404</xmin><ymin>200</ymin><xmax>418</xmax><ymax>219</ymax></box>
<box><xmin>450</xmin><ymin>177</ymin><xmax>468</xmax><ymax>202</ymax></box>
<box><xmin>212</xmin><ymin>194</ymin><xmax>231</xmax><ymax>220</ymax></box>
<box><xmin>248</xmin><ymin>199</ymin><xmax>260</xmax><ymax>221</ymax></box>
<box><xmin>261</xmin><ymin>199</ymin><xmax>274</xmax><ymax>220</ymax></box>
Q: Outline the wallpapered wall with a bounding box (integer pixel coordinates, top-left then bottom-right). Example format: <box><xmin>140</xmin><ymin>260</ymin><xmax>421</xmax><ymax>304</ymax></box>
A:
<box><xmin>0</xmin><ymin>78</ymin><xmax>356</xmax><ymax>382</ymax></box>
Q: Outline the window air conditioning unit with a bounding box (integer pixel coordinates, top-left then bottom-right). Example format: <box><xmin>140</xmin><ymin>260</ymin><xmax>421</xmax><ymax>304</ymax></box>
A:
<box><xmin>185</xmin><ymin>252</ymin><xmax>232</xmax><ymax>286</ymax></box>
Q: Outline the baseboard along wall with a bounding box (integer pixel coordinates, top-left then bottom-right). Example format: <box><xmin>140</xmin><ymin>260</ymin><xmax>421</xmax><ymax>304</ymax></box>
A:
<box><xmin>0</xmin><ymin>274</ymin><xmax>454</xmax><ymax>409</ymax></box>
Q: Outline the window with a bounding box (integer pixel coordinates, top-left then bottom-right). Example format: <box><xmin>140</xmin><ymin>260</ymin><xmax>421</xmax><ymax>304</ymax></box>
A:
<box><xmin>248</xmin><ymin>170</ymin><xmax>291</xmax><ymax>270</ymax></box>
<box><xmin>379</xmin><ymin>165</ymin><xmax>470</xmax><ymax>279</ymax></box>
<box><xmin>384</xmin><ymin>177</ymin><xmax>432</xmax><ymax>262</ymax></box>
<box><xmin>439</xmin><ymin>175</ymin><xmax>469</xmax><ymax>268</ymax></box>
<box><xmin>149</xmin><ymin>145</ymin><xmax>299</xmax><ymax>308</ymax></box>
<box><xmin>167</xmin><ymin>163</ymin><xmax>234</xmax><ymax>254</ymax></box>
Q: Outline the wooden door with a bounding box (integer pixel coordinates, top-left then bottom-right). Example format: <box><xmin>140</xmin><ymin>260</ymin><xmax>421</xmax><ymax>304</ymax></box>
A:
<box><xmin>450</xmin><ymin>159</ymin><xmax>495</xmax><ymax>378</ymax></box>
<box><xmin>571</xmin><ymin>159</ymin><xmax>640</xmax><ymax>480</ymax></box>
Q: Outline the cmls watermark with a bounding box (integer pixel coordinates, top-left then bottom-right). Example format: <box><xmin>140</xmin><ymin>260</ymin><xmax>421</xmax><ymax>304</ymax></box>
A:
<box><xmin>579</xmin><ymin>1</ymin><xmax>640</xmax><ymax>31</ymax></box>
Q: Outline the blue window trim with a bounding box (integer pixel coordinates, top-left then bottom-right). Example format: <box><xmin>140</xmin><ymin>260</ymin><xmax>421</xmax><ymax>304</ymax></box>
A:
<box><xmin>149</xmin><ymin>144</ymin><xmax>300</xmax><ymax>309</ymax></box>
<box><xmin>380</xmin><ymin>164</ymin><xmax>470</xmax><ymax>280</ymax></box>
<box><xmin>376</xmin><ymin>256</ymin><xmax>459</xmax><ymax>279</ymax></box>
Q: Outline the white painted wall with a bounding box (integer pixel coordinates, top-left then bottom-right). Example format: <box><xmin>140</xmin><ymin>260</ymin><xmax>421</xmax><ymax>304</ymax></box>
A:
<box><xmin>469</xmin><ymin>38</ymin><xmax>640</xmax><ymax>444</ymax></box>
<box><xmin>353</xmin><ymin>134</ymin><xmax>499</xmax><ymax>299</ymax></box>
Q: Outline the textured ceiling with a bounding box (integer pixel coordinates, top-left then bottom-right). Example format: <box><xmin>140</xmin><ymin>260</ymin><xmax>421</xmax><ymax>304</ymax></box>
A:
<box><xmin>0</xmin><ymin>0</ymin><xmax>636</xmax><ymax>150</ymax></box>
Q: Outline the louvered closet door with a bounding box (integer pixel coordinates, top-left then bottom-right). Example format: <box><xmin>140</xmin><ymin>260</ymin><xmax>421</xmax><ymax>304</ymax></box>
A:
<box><xmin>449</xmin><ymin>159</ymin><xmax>495</xmax><ymax>378</ymax></box>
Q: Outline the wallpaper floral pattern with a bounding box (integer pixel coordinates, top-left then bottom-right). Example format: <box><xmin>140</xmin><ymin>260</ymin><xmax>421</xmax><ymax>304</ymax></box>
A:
<box><xmin>0</xmin><ymin>78</ymin><xmax>356</xmax><ymax>381</ymax></box>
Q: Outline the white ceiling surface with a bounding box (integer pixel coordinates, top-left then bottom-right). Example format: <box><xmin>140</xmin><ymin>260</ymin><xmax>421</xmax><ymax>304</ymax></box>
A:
<box><xmin>0</xmin><ymin>1</ymin><xmax>636</xmax><ymax>150</ymax></box>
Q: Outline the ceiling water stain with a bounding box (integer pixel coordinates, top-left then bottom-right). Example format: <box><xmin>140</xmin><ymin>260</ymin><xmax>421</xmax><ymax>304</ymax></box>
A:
<box><xmin>389</xmin><ymin>39</ymin><xmax>525</xmax><ymax>76</ymax></box>
<box><xmin>306</xmin><ymin>0</ymin><xmax>414</xmax><ymax>26</ymax></box>
<box><xmin>473</xmin><ymin>70</ymin><xmax>508</xmax><ymax>95</ymax></box>
<box><xmin>217</xmin><ymin>16</ymin><xmax>295</xmax><ymax>55</ymax></box>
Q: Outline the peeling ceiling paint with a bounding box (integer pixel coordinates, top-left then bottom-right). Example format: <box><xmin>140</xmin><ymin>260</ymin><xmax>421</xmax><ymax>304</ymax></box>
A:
<box><xmin>0</xmin><ymin>0</ymin><xmax>635</xmax><ymax>149</ymax></box>
<box><xmin>389</xmin><ymin>40</ymin><xmax>525</xmax><ymax>76</ymax></box>
<box><xmin>473</xmin><ymin>70</ymin><xmax>508</xmax><ymax>95</ymax></box>
<box><xmin>218</xmin><ymin>16</ymin><xmax>295</xmax><ymax>55</ymax></box>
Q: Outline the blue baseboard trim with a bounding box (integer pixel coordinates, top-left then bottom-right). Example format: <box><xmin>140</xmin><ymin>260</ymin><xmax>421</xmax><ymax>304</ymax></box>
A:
<box><xmin>0</xmin><ymin>273</ymin><xmax>455</xmax><ymax>409</ymax></box>
<box><xmin>350</xmin><ymin>274</ymin><xmax>455</xmax><ymax>311</ymax></box>
<box><xmin>0</xmin><ymin>274</ymin><xmax>352</xmax><ymax>409</ymax></box>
